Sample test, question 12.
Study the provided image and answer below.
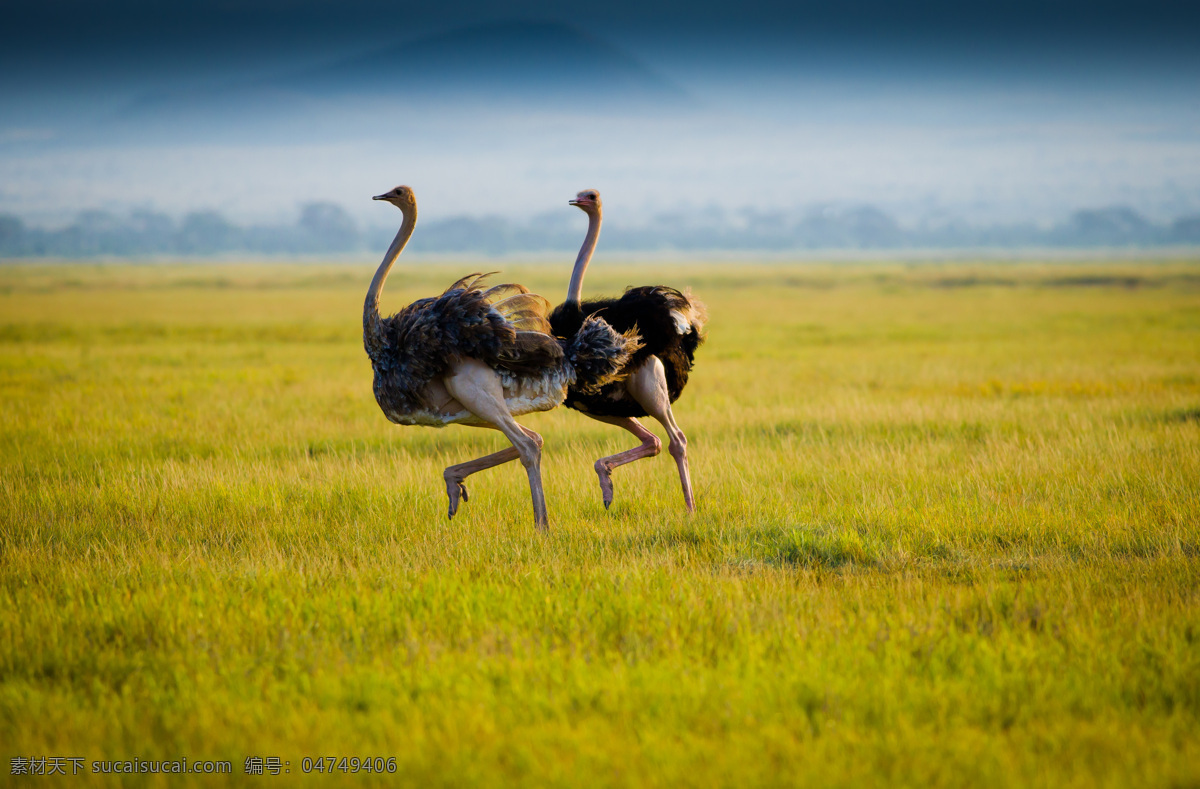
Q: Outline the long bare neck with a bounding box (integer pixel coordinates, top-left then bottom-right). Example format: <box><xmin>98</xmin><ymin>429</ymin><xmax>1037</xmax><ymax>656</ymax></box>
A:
<box><xmin>565</xmin><ymin>208</ymin><xmax>601</xmax><ymax>306</ymax></box>
<box><xmin>363</xmin><ymin>205</ymin><xmax>417</xmax><ymax>355</ymax></box>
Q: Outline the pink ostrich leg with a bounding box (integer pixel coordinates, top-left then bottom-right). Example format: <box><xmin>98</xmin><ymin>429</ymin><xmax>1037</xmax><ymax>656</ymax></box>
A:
<box><xmin>587</xmin><ymin>356</ymin><xmax>694</xmax><ymax>512</ymax></box>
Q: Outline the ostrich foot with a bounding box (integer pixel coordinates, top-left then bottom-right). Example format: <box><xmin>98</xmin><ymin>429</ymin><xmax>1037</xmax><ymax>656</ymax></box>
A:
<box><xmin>594</xmin><ymin>461</ymin><xmax>616</xmax><ymax>510</ymax></box>
<box><xmin>668</xmin><ymin>437</ymin><xmax>694</xmax><ymax>513</ymax></box>
<box><xmin>444</xmin><ymin>474</ymin><xmax>469</xmax><ymax>519</ymax></box>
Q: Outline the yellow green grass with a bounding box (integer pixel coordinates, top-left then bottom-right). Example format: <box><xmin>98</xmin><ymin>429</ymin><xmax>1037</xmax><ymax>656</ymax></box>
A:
<box><xmin>1</xmin><ymin>258</ymin><xmax>1198</xmax><ymax>786</ymax></box>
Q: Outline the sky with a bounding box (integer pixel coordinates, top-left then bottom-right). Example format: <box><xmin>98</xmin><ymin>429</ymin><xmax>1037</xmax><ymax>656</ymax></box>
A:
<box><xmin>2</xmin><ymin>0</ymin><xmax>1198</xmax><ymax>230</ymax></box>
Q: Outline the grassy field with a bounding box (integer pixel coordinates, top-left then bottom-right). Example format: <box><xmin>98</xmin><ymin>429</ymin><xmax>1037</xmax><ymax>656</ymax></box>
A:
<box><xmin>1</xmin><ymin>258</ymin><xmax>1198</xmax><ymax>787</ymax></box>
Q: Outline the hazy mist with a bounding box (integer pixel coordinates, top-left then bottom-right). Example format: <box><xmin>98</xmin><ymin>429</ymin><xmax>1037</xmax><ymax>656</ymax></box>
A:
<box><xmin>2</xmin><ymin>0</ymin><xmax>1198</xmax><ymax>250</ymax></box>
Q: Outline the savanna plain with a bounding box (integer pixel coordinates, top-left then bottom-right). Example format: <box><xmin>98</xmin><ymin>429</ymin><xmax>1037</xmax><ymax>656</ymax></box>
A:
<box><xmin>1</xmin><ymin>258</ymin><xmax>1198</xmax><ymax>787</ymax></box>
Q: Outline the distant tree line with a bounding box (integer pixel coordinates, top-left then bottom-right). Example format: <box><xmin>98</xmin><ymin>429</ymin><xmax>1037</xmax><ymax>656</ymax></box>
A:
<box><xmin>0</xmin><ymin>203</ymin><xmax>363</xmax><ymax>257</ymax></box>
<box><xmin>2</xmin><ymin>203</ymin><xmax>1199</xmax><ymax>257</ymax></box>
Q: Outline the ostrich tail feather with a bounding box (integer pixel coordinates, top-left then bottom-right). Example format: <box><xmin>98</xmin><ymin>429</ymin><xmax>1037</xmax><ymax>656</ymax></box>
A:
<box><xmin>445</xmin><ymin>272</ymin><xmax>499</xmax><ymax>293</ymax></box>
<box><xmin>497</xmin><ymin>331</ymin><xmax>565</xmax><ymax>376</ymax></box>
<box><xmin>491</xmin><ymin>293</ymin><xmax>553</xmax><ymax>333</ymax></box>
<box><xmin>481</xmin><ymin>282</ymin><xmax>529</xmax><ymax>301</ymax></box>
<box><xmin>679</xmin><ymin>288</ymin><xmax>709</xmax><ymax>335</ymax></box>
<box><xmin>563</xmin><ymin>316</ymin><xmax>644</xmax><ymax>394</ymax></box>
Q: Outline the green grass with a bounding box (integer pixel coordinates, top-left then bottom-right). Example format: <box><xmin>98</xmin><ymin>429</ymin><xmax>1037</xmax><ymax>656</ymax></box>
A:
<box><xmin>1</xmin><ymin>258</ymin><xmax>1198</xmax><ymax>787</ymax></box>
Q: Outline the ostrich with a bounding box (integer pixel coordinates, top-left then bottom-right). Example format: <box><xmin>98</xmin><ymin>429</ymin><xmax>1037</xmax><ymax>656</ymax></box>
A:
<box><xmin>548</xmin><ymin>189</ymin><xmax>707</xmax><ymax>512</ymax></box>
<box><xmin>365</xmin><ymin>185</ymin><xmax>639</xmax><ymax>531</ymax></box>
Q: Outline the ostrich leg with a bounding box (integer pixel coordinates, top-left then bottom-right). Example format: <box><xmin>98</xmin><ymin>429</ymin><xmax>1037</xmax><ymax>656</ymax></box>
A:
<box><xmin>440</xmin><ymin>426</ymin><xmax>543</xmax><ymax>519</ymax></box>
<box><xmin>631</xmin><ymin>357</ymin><xmax>694</xmax><ymax>512</ymax></box>
<box><xmin>443</xmin><ymin>359</ymin><xmax>549</xmax><ymax>530</ymax></box>
<box><xmin>591</xmin><ymin>356</ymin><xmax>694</xmax><ymax>512</ymax></box>
<box><xmin>586</xmin><ymin>415</ymin><xmax>661</xmax><ymax>509</ymax></box>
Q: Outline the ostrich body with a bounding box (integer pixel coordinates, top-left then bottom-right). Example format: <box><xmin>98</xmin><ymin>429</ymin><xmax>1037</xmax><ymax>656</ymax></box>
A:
<box><xmin>548</xmin><ymin>189</ymin><xmax>707</xmax><ymax>511</ymax></box>
<box><xmin>365</xmin><ymin>185</ymin><xmax>637</xmax><ymax>530</ymax></box>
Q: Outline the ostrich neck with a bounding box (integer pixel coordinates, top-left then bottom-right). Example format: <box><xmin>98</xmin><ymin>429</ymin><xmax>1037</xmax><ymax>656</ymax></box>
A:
<box><xmin>363</xmin><ymin>205</ymin><xmax>417</xmax><ymax>352</ymax></box>
<box><xmin>565</xmin><ymin>209</ymin><xmax>601</xmax><ymax>306</ymax></box>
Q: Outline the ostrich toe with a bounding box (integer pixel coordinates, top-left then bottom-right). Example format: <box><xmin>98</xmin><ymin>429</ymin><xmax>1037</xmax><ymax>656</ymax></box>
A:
<box><xmin>445</xmin><ymin>477</ymin><xmax>469</xmax><ymax>519</ymax></box>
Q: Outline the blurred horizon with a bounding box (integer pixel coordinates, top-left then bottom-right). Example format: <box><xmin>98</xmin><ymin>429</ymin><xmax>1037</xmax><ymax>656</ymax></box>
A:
<box><xmin>2</xmin><ymin>1</ymin><xmax>1198</xmax><ymax>251</ymax></box>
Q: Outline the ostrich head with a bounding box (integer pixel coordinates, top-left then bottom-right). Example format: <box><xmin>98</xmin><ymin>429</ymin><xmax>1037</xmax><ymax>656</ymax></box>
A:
<box><xmin>570</xmin><ymin>189</ymin><xmax>601</xmax><ymax>215</ymax></box>
<box><xmin>373</xmin><ymin>185</ymin><xmax>416</xmax><ymax>210</ymax></box>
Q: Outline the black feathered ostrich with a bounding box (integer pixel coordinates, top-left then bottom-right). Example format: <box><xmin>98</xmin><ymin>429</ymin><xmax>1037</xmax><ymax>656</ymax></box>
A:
<box><xmin>364</xmin><ymin>185</ymin><xmax>639</xmax><ymax>531</ymax></box>
<box><xmin>548</xmin><ymin>189</ymin><xmax>707</xmax><ymax>511</ymax></box>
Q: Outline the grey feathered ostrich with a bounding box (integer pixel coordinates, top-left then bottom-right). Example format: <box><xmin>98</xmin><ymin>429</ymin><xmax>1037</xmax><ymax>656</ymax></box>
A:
<box><xmin>365</xmin><ymin>185</ymin><xmax>639</xmax><ymax>531</ymax></box>
<box><xmin>548</xmin><ymin>189</ymin><xmax>707</xmax><ymax>511</ymax></box>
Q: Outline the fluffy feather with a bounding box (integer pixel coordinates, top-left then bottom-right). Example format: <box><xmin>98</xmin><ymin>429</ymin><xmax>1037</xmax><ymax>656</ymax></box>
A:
<box><xmin>367</xmin><ymin>272</ymin><xmax>634</xmax><ymax>424</ymax></box>
<box><xmin>367</xmin><ymin>277</ymin><xmax>513</xmax><ymax>417</ymax></box>
<box><xmin>548</xmin><ymin>285</ymin><xmax>706</xmax><ymax>418</ymax></box>
<box><xmin>562</xmin><ymin>316</ymin><xmax>644</xmax><ymax>394</ymax></box>
<box><xmin>491</xmin><ymin>293</ymin><xmax>554</xmax><ymax>334</ymax></box>
<box><xmin>480</xmin><ymin>282</ymin><xmax>529</xmax><ymax>302</ymax></box>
